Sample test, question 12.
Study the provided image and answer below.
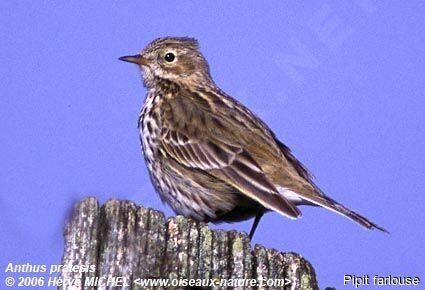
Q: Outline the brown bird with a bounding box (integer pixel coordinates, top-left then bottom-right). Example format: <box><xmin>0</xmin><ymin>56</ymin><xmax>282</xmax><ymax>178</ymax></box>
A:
<box><xmin>119</xmin><ymin>37</ymin><xmax>387</xmax><ymax>239</ymax></box>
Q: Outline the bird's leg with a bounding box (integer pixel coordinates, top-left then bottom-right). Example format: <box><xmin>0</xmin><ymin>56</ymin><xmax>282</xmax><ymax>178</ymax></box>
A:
<box><xmin>249</xmin><ymin>213</ymin><xmax>263</xmax><ymax>240</ymax></box>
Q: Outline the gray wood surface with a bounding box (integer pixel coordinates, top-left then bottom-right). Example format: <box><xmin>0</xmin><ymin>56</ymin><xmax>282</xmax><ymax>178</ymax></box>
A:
<box><xmin>60</xmin><ymin>198</ymin><xmax>319</xmax><ymax>290</ymax></box>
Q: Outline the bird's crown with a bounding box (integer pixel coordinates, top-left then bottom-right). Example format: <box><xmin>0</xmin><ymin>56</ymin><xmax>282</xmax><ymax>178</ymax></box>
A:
<box><xmin>143</xmin><ymin>37</ymin><xmax>200</xmax><ymax>54</ymax></box>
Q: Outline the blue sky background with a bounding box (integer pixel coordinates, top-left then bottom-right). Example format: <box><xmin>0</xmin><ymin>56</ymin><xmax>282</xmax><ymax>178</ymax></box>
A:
<box><xmin>1</xmin><ymin>1</ymin><xmax>424</xmax><ymax>288</ymax></box>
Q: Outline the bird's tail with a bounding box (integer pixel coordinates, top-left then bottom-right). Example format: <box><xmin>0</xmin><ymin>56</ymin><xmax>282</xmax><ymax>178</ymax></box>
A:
<box><xmin>301</xmin><ymin>193</ymin><xmax>388</xmax><ymax>233</ymax></box>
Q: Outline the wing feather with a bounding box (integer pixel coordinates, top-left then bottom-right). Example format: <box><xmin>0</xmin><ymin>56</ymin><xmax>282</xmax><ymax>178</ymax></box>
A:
<box><xmin>160</xmin><ymin>92</ymin><xmax>301</xmax><ymax>219</ymax></box>
<box><xmin>161</xmin><ymin>126</ymin><xmax>301</xmax><ymax>219</ymax></box>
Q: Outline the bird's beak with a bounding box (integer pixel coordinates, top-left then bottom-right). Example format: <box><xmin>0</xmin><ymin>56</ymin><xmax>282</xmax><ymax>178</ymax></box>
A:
<box><xmin>118</xmin><ymin>54</ymin><xmax>148</xmax><ymax>66</ymax></box>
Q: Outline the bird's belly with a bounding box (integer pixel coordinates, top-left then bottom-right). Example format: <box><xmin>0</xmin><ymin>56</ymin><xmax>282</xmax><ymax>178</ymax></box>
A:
<box><xmin>139</xmin><ymin>116</ymin><xmax>207</xmax><ymax>219</ymax></box>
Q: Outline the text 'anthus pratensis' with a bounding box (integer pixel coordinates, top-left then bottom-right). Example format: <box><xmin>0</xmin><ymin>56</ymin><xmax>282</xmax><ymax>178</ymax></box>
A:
<box><xmin>119</xmin><ymin>37</ymin><xmax>387</xmax><ymax>239</ymax></box>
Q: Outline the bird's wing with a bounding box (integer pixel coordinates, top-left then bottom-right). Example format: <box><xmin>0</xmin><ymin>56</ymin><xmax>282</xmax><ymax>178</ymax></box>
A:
<box><xmin>160</xmin><ymin>94</ymin><xmax>301</xmax><ymax>219</ymax></box>
<box><xmin>273</xmin><ymin>137</ymin><xmax>326</xmax><ymax>197</ymax></box>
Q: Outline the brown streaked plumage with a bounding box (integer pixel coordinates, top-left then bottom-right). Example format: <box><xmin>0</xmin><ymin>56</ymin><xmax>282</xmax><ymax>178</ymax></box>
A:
<box><xmin>119</xmin><ymin>37</ymin><xmax>387</xmax><ymax>238</ymax></box>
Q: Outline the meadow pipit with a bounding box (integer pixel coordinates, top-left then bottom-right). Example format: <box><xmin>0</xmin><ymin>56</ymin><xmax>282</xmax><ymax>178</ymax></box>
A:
<box><xmin>119</xmin><ymin>37</ymin><xmax>387</xmax><ymax>238</ymax></box>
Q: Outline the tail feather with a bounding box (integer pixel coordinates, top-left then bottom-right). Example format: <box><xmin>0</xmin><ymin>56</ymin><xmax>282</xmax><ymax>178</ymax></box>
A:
<box><xmin>300</xmin><ymin>193</ymin><xmax>388</xmax><ymax>233</ymax></box>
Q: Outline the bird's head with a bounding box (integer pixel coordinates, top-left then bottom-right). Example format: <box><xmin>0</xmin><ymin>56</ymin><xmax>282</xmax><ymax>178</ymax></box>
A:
<box><xmin>119</xmin><ymin>37</ymin><xmax>212</xmax><ymax>88</ymax></box>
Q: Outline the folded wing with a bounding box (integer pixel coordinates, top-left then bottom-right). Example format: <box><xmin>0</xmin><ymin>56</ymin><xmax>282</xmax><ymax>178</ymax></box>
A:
<box><xmin>160</xmin><ymin>108</ymin><xmax>301</xmax><ymax>219</ymax></box>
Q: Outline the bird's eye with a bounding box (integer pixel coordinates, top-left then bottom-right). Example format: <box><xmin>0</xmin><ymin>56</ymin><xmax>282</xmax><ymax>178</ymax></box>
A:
<box><xmin>164</xmin><ymin>52</ymin><xmax>175</xmax><ymax>62</ymax></box>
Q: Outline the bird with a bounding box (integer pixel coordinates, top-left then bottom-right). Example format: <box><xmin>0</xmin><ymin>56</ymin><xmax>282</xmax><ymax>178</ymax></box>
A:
<box><xmin>119</xmin><ymin>37</ymin><xmax>387</xmax><ymax>239</ymax></box>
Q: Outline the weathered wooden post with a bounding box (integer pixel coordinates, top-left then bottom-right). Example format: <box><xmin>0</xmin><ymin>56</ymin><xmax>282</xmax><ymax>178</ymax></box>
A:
<box><xmin>60</xmin><ymin>197</ymin><xmax>320</xmax><ymax>289</ymax></box>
